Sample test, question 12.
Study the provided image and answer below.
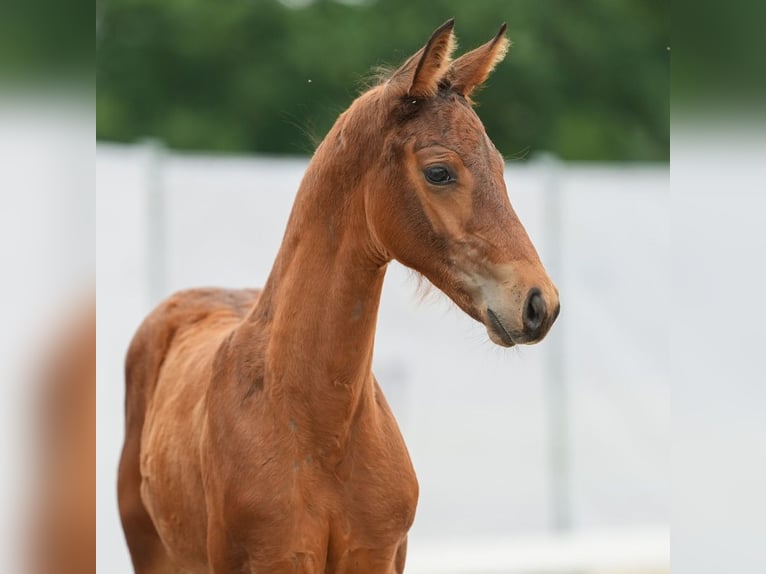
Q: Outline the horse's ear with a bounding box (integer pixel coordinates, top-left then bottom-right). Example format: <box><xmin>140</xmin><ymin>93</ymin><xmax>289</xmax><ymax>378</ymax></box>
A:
<box><xmin>449</xmin><ymin>23</ymin><xmax>510</xmax><ymax>98</ymax></box>
<box><xmin>389</xmin><ymin>18</ymin><xmax>456</xmax><ymax>98</ymax></box>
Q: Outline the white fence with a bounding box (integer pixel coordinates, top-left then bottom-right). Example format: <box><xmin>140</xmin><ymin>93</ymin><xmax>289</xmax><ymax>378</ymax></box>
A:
<box><xmin>97</xmin><ymin>142</ymin><xmax>669</xmax><ymax>573</ymax></box>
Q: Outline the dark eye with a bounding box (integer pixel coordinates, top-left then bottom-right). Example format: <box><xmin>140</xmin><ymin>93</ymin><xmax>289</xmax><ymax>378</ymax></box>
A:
<box><xmin>424</xmin><ymin>165</ymin><xmax>455</xmax><ymax>186</ymax></box>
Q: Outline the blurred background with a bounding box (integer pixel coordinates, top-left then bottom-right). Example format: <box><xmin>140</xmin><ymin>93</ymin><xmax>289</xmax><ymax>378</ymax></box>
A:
<box><xmin>96</xmin><ymin>0</ymin><xmax>668</xmax><ymax>573</ymax></box>
<box><xmin>1</xmin><ymin>0</ymin><xmax>93</xmax><ymax>572</ymax></box>
<box><xmin>96</xmin><ymin>0</ymin><xmax>668</xmax><ymax>162</ymax></box>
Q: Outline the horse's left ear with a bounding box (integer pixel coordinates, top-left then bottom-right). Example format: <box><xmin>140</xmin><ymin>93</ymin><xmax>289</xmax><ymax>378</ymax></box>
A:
<box><xmin>449</xmin><ymin>23</ymin><xmax>510</xmax><ymax>98</ymax></box>
<box><xmin>389</xmin><ymin>18</ymin><xmax>456</xmax><ymax>98</ymax></box>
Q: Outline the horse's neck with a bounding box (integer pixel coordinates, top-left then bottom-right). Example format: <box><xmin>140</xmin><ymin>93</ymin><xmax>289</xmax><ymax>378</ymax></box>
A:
<box><xmin>246</xmin><ymin>150</ymin><xmax>387</xmax><ymax>445</ymax></box>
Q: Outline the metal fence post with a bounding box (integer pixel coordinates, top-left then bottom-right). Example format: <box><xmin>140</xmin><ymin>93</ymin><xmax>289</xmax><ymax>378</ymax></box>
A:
<box><xmin>143</xmin><ymin>139</ymin><xmax>166</xmax><ymax>307</ymax></box>
<box><xmin>537</xmin><ymin>152</ymin><xmax>571</xmax><ymax>532</ymax></box>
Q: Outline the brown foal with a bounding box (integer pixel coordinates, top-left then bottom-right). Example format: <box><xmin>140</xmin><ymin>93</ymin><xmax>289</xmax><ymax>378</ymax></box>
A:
<box><xmin>118</xmin><ymin>20</ymin><xmax>559</xmax><ymax>574</ymax></box>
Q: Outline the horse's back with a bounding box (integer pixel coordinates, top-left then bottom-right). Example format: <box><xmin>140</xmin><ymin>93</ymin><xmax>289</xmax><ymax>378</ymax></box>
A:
<box><xmin>124</xmin><ymin>287</ymin><xmax>259</xmax><ymax>438</ymax></box>
<box><xmin>120</xmin><ymin>287</ymin><xmax>260</xmax><ymax>573</ymax></box>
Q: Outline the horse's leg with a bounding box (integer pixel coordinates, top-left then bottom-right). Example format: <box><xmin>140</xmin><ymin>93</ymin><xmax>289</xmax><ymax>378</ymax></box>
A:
<box><xmin>206</xmin><ymin>513</ymin><xmax>251</xmax><ymax>574</ymax></box>
<box><xmin>118</xmin><ymin>431</ymin><xmax>181</xmax><ymax>574</ymax></box>
<box><xmin>207</xmin><ymin>513</ymin><xmax>324</xmax><ymax>574</ymax></box>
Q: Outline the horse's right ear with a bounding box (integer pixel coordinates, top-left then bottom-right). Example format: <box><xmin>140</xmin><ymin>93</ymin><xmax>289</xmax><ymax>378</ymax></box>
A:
<box><xmin>389</xmin><ymin>19</ymin><xmax>456</xmax><ymax>98</ymax></box>
<box><xmin>448</xmin><ymin>23</ymin><xmax>510</xmax><ymax>99</ymax></box>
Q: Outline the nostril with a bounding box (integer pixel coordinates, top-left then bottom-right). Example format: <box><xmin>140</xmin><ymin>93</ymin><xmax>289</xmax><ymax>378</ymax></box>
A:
<box><xmin>523</xmin><ymin>288</ymin><xmax>546</xmax><ymax>333</ymax></box>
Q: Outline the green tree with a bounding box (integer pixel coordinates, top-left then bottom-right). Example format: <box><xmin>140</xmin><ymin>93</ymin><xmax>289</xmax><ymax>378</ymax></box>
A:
<box><xmin>97</xmin><ymin>0</ymin><xmax>668</xmax><ymax>161</ymax></box>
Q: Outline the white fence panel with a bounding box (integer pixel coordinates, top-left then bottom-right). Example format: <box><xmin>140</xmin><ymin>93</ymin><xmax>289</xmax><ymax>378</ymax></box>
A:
<box><xmin>96</xmin><ymin>143</ymin><xmax>668</xmax><ymax>573</ymax></box>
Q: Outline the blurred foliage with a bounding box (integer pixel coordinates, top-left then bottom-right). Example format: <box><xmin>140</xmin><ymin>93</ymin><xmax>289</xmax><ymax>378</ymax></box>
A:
<box><xmin>97</xmin><ymin>0</ymin><xmax>668</xmax><ymax>161</ymax></box>
<box><xmin>673</xmin><ymin>0</ymin><xmax>766</xmax><ymax>113</ymax></box>
<box><xmin>0</xmin><ymin>0</ymin><xmax>91</xmax><ymax>82</ymax></box>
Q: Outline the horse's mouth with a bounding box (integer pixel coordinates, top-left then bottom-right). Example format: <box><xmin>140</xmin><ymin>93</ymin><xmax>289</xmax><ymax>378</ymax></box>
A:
<box><xmin>486</xmin><ymin>308</ymin><xmax>516</xmax><ymax>347</ymax></box>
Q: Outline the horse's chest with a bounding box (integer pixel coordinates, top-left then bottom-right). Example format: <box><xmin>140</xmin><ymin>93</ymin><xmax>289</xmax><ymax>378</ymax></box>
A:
<box><xmin>335</xmin><ymin>472</ymin><xmax>416</xmax><ymax>542</ymax></box>
<box><xmin>316</xmin><ymin>441</ymin><xmax>419</xmax><ymax>550</ymax></box>
<box><xmin>206</xmin><ymin>395</ymin><xmax>418</xmax><ymax>566</ymax></box>
<box><xmin>237</xmin><ymin>441</ymin><xmax>418</xmax><ymax>555</ymax></box>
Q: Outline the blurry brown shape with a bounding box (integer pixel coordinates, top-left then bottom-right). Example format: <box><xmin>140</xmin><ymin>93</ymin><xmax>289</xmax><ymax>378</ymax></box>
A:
<box><xmin>32</xmin><ymin>298</ymin><xmax>95</xmax><ymax>574</ymax></box>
